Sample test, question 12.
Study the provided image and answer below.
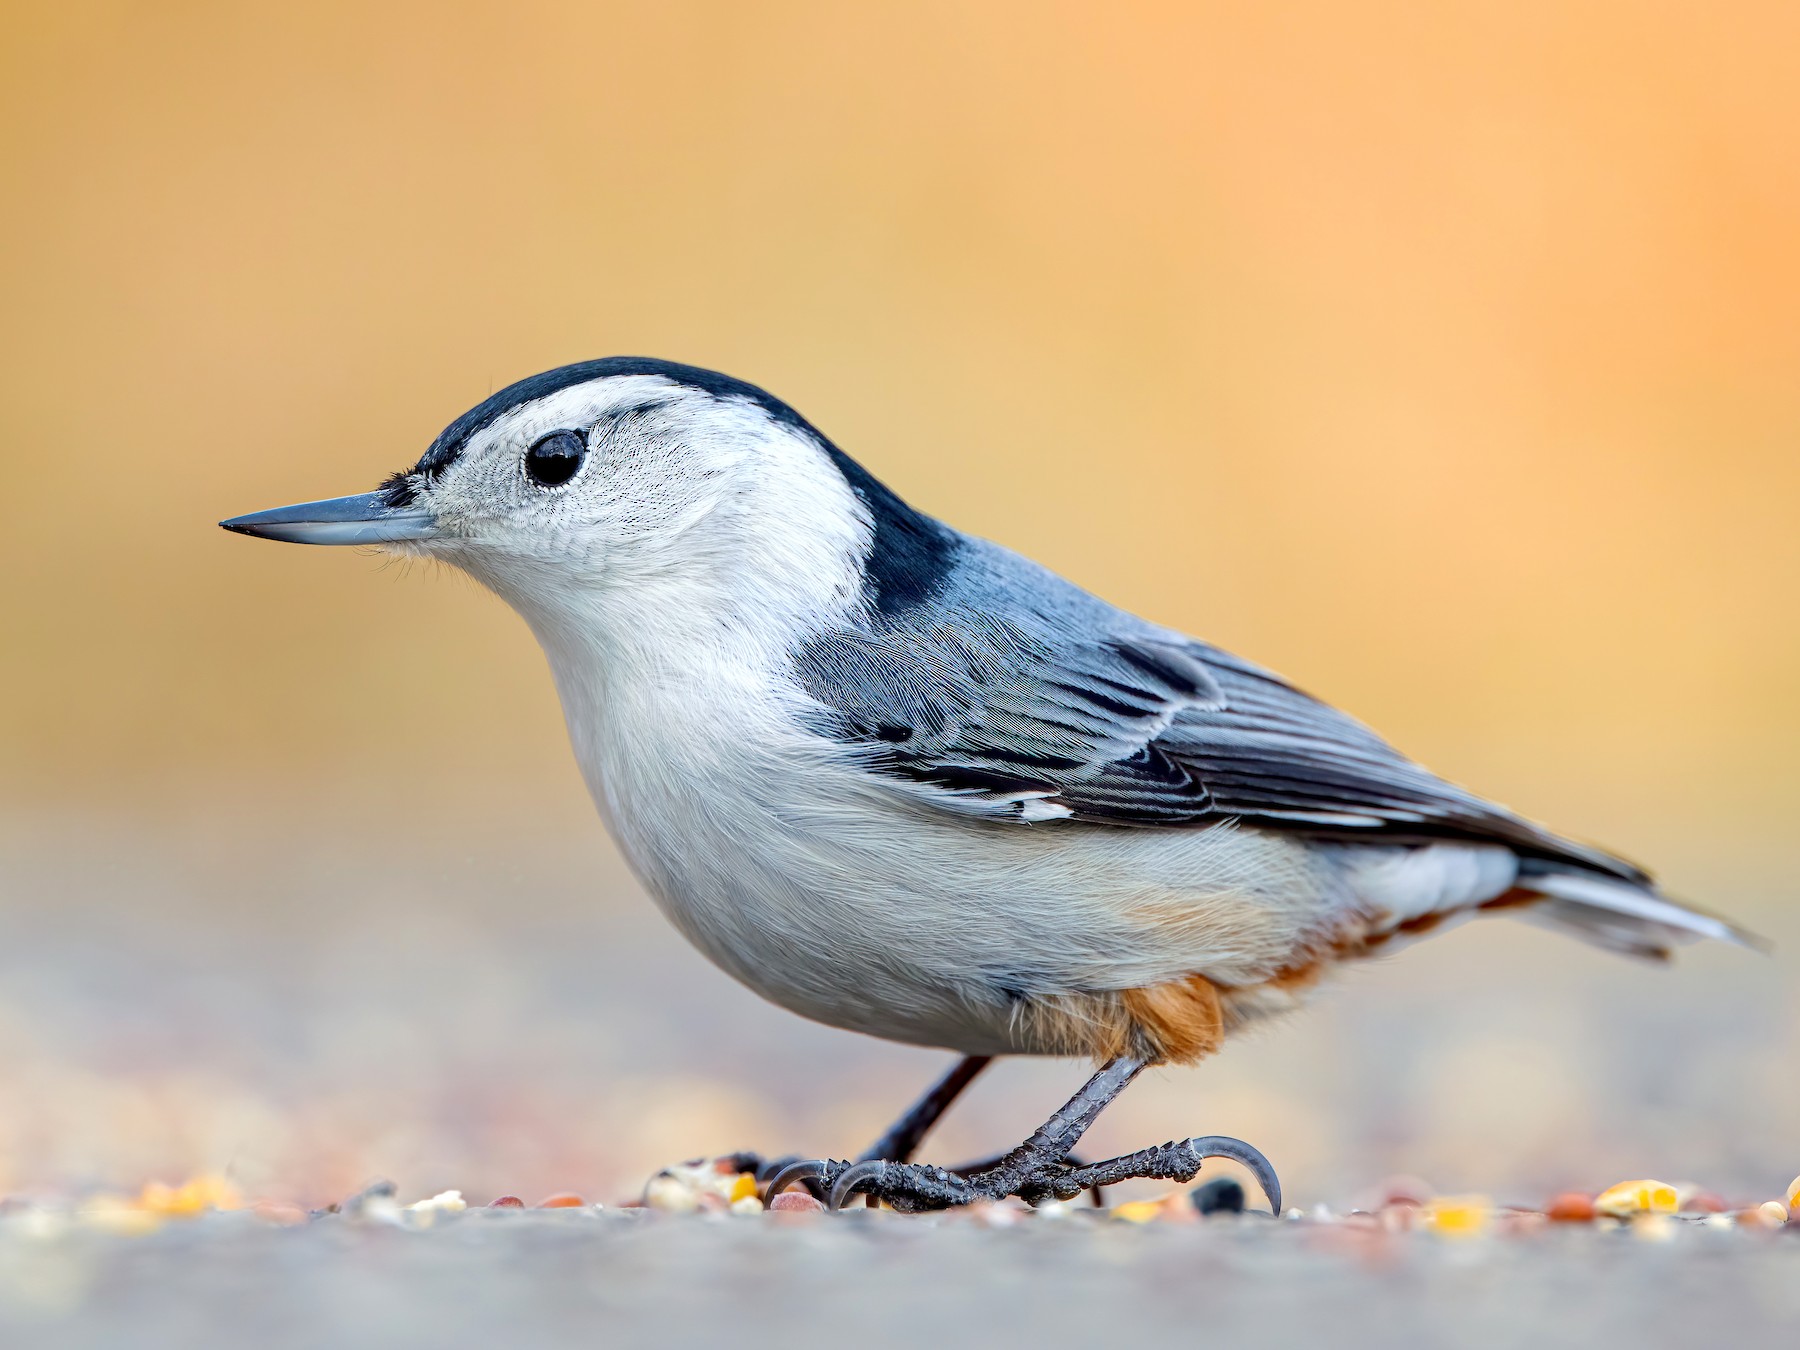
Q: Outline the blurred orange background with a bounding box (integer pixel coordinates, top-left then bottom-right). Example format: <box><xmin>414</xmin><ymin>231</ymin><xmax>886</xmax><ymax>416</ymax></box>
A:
<box><xmin>0</xmin><ymin>1</ymin><xmax>1793</xmax><ymax>1207</ymax></box>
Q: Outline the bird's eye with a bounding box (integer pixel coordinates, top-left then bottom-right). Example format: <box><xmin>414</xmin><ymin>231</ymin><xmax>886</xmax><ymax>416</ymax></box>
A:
<box><xmin>524</xmin><ymin>429</ymin><xmax>586</xmax><ymax>488</ymax></box>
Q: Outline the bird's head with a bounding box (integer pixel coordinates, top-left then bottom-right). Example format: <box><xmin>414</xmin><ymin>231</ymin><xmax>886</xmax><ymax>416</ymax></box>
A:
<box><xmin>222</xmin><ymin>359</ymin><xmax>945</xmax><ymax>654</ymax></box>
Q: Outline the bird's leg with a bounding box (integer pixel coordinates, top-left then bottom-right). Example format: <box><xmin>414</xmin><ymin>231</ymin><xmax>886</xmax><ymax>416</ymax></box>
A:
<box><xmin>858</xmin><ymin>1054</ymin><xmax>992</xmax><ymax>1164</ymax></box>
<box><xmin>765</xmin><ymin>1055</ymin><xmax>1281</xmax><ymax>1215</ymax></box>
<box><xmin>751</xmin><ymin>1054</ymin><xmax>990</xmax><ymax>1198</ymax></box>
<box><xmin>769</xmin><ymin>1056</ymin><xmax>1143</xmax><ymax>1210</ymax></box>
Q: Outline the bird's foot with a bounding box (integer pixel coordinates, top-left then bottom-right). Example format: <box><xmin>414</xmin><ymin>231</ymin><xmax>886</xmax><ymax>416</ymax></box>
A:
<box><xmin>763</xmin><ymin>1135</ymin><xmax>1281</xmax><ymax>1215</ymax></box>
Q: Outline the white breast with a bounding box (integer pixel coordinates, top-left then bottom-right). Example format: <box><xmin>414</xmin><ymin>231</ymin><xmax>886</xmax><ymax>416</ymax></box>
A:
<box><xmin>536</xmin><ymin>622</ymin><xmax>1355</xmax><ymax>1055</ymax></box>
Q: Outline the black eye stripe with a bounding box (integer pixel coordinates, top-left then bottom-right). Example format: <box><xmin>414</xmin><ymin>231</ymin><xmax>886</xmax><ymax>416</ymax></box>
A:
<box><xmin>524</xmin><ymin>429</ymin><xmax>586</xmax><ymax>488</ymax></box>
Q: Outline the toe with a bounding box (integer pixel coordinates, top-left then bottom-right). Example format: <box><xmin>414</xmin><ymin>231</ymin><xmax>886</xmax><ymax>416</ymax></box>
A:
<box><xmin>1185</xmin><ymin>1135</ymin><xmax>1282</xmax><ymax>1216</ymax></box>
<box><xmin>762</xmin><ymin>1159</ymin><xmax>834</xmax><ymax>1208</ymax></box>
<box><xmin>827</xmin><ymin>1159</ymin><xmax>890</xmax><ymax>1211</ymax></box>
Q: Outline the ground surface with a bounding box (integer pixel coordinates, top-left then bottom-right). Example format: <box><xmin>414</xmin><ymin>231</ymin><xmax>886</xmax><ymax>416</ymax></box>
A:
<box><xmin>2</xmin><ymin>1206</ymin><xmax>1797</xmax><ymax>1349</ymax></box>
<box><xmin>1</xmin><ymin>817</ymin><xmax>1793</xmax><ymax>1346</ymax></box>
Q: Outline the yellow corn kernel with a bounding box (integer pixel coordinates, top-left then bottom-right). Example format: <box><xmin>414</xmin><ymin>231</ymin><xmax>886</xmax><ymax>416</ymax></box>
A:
<box><xmin>1112</xmin><ymin>1199</ymin><xmax>1164</xmax><ymax>1224</ymax></box>
<box><xmin>135</xmin><ymin>1176</ymin><xmax>240</xmax><ymax>1217</ymax></box>
<box><xmin>1593</xmin><ymin>1180</ymin><xmax>1678</xmax><ymax>1217</ymax></box>
<box><xmin>1786</xmin><ymin>1176</ymin><xmax>1800</xmax><ymax>1210</ymax></box>
<box><xmin>1422</xmin><ymin>1195</ymin><xmax>1492</xmax><ymax>1238</ymax></box>
<box><xmin>728</xmin><ymin>1172</ymin><xmax>758</xmax><ymax>1205</ymax></box>
<box><xmin>182</xmin><ymin>1175</ymin><xmax>242</xmax><ymax>1212</ymax></box>
<box><xmin>135</xmin><ymin>1182</ymin><xmax>181</xmax><ymax>1214</ymax></box>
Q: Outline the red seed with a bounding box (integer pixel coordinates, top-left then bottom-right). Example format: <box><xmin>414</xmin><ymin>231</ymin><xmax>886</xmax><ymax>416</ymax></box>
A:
<box><xmin>536</xmin><ymin>1193</ymin><xmax>585</xmax><ymax>1209</ymax></box>
<box><xmin>1546</xmin><ymin>1193</ymin><xmax>1596</xmax><ymax>1222</ymax></box>
<box><xmin>1378</xmin><ymin>1176</ymin><xmax>1433</xmax><ymax>1208</ymax></box>
<box><xmin>488</xmin><ymin>1196</ymin><xmax>525</xmax><ymax>1209</ymax></box>
<box><xmin>769</xmin><ymin>1191</ymin><xmax>825</xmax><ymax>1213</ymax></box>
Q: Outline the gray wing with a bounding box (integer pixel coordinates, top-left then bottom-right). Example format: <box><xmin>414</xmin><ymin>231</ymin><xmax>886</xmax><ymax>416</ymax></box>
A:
<box><xmin>792</xmin><ymin>544</ymin><xmax>1643</xmax><ymax>882</ymax></box>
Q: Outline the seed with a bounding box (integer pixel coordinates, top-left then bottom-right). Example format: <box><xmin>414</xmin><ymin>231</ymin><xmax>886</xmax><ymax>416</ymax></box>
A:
<box><xmin>1191</xmin><ymin>1177</ymin><xmax>1246</xmax><ymax>1216</ymax></box>
<box><xmin>1736</xmin><ymin>1202</ymin><xmax>1787</xmax><ymax>1229</ymax></box>
<box><xmin>1421</xmin><ymin>1196</ymin><xmax>1492</xmax><ymax>1238</ymax></box>
<box><xmin>1112</xmin><ymin>1199</ymin><xmax>1163</xmax><ymax>1224</ymax></box>
<box><xmin>1546</xmin><ymin>1192</ymin><xmax>1596</xmax><ymax>1222</ymax></box>
<box><xmin>1594</xmin><ymin>1180</ymin><xmax>1678</xmax><ymax>1217</ymax></box>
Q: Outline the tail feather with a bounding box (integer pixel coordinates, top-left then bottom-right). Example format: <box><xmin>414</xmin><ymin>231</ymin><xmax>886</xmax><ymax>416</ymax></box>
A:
<box><xmin>1512</xmin><ymin>862</ymin><xmax>1768</xmax><ymax>960</ymax></box>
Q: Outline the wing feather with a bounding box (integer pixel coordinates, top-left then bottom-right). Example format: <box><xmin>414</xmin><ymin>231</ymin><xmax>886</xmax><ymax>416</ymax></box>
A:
<box><xmin>790</xmin><ymin>544</ymin><xmax>1644</xmax><ymax>884</ymax></box>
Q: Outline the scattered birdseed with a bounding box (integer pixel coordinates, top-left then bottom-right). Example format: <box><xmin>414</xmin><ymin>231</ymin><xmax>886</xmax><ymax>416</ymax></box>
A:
<box><xmin>5</xmin><ymin>1160</ymin><xmax>1794</xmax><ymax>1241</ymax></box>
<box><xmin>137</xmin><ymin>1176</ymin><xmax>241</xmax><ymax>1217</ymax></box>
<box><xmin>644</xmin><ymin>1160</ymin><xmax>762</xmax><ymax>1212</ymax></box>
<box><xmin>407</xmin><ymin>1191</ymin><xmax>467</xmax><ymax>1215</ymax></box>
<box><xmin>1190</xmin><ymin>1176</ymin><xmax>1245</xmax><ymax>1215</ymax></box>
<box><xmin>1110</xmin><ymin>1200</ymin><xmax>1163</xmax><ymax>1224</ymax></box>
<box><xmin>1731</xmin><ymin>1205</ymin><xmax>1777</xmax><ymax>1229</ymax></box>
<box><xmin>768</xmin><ymin>1191</ymin><xmax>823</xmax><ymax>1214</ymax></box>
<box><xmin>1421</xmin><ymin>1196</ymin><xmax>1492</xmax><ymax>1238</ymax></box>
<box><xmin>1594</xmin><ymin>1180</ymin><xmax>1679</xmax><ymax>1217</ymax></box>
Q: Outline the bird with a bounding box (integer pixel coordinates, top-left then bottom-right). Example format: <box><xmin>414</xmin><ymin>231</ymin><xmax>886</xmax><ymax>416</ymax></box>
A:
<box><xmin>222</xmin><ymin>356</ymin><xmax>1758</xmax><ymax>1214</ymax></box>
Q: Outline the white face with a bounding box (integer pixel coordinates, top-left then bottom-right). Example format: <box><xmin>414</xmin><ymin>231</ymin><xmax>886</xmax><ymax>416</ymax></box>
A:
<box><xmin>392</xmin><ymin>374</ymin><xmax>871</xmax><ymax>654</ymax></box>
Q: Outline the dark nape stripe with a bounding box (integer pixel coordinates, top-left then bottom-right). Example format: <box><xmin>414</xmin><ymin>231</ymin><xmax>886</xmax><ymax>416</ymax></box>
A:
<box><xmin>401</xmin><ymin>355</ymin><xmax>960</xmax><ymax>615</ymax></box>
<box><xmin>820</xmin><ymin>442</ymin><xmax>960</xmax><ymax>616</ymax></box>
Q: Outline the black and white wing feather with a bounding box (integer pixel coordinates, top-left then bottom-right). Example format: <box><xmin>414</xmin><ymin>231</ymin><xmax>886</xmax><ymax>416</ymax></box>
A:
<box><xmin>788</xmin><ymin>449</ymin><xmax>1756</xmax><ymax>956</ymax></box>
<box><xmin>793</xmin><ymin>543</ymin><xmax>1644</xmax><ymax>883</ymax></box>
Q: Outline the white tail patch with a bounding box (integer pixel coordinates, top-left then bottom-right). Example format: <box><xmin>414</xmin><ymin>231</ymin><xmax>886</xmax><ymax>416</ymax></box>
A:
<box><xmin>1517</xmin><ymin>870</ymin><xmax>1766</xmax><ymax>959</ymax></box>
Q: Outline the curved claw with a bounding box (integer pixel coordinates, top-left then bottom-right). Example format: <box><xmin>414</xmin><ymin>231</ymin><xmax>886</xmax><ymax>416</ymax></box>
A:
<box><xmin>827</xmin><ymin>1159</ymin><xmax>890</xmax><ymax>1211</ymax></box>
<box><xmin>1187</xmin><ymin>1135</ymin><xmax>1282</xmax><ymax>1216</ymax></box>
<box><xmin>762</xmin><ymin>1159</ymin><xmax>830</xmax><ymax>1208</ymax></box>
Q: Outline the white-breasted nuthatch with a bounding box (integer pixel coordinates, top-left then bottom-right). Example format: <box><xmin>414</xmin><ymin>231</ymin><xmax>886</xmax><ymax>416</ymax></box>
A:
<box><xmin>224</xmin><ymin>358</ymin><xmax>1758</xmax><ymax>1213</ymax></box>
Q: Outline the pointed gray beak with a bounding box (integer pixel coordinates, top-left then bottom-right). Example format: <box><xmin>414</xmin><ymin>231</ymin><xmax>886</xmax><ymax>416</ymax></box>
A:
<box><xmin>219</xmin><ymin>492</ymin><xmax>439</xmax><ymax>546</ymax></box>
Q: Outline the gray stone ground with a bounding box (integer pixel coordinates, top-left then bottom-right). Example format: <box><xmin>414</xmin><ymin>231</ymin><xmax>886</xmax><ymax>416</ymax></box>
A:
<box><xmin>1</xmin><ymin>1208</ymin><xmax>1797</xmax><ymax>1349</ymax></box>
<box><xmin>1</xmin><ymin>815</ymin><xmax>1794</xmax><ymax>1347</ymax></box>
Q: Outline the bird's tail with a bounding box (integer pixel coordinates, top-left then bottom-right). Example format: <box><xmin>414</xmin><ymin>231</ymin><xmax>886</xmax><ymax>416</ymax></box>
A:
<box><xmin>1508</xmin><ymin>859</ymin><xmax>1768</xmax><ymax>961</ymax></box>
